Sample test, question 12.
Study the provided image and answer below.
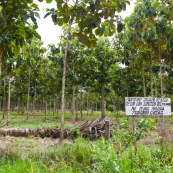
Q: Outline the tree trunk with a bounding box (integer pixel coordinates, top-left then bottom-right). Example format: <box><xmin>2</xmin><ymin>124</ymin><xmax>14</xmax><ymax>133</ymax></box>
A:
<box><xmin>26</xmin><ymin>66</ymin><xmax>31</xmax><ymax>120</ymax></box>
<box><xmin>33</xmin><ymin>86</ymin><xmax>36</xmax><ymax>118</ymax></box>
<box><xmin>159</xmin><ymin>45</ymin><xmax>163</xmax><ymax>97</ymax></box>
<box><xmin>80</xmin><ymin>88</ymin><xmax>83</xmax><ymax>119</ymax></box>
<box><xmin>75</xmin><ymin>88</ymin><xmax>78</xmax><ymax>121</ymax></box>
<box><xmin>21</xmin><ymin>96</ymin><xmax>24</xmax><ymax>115</ymax></box>
<box><xmin>150</xmin><ymin>57</ymin><xmax>154</xmax><ymax>97</ymax></box>
<box><xmin>90</xmin><ymin>101</ymin><xmax>93</xmax><ymax>116</ymax></box>
<box><xmin>118</xmin><ymin>96</ymin><xmax>121</xmax><ymax>115</ymax></box>
<box><xmin>60</xmin><ymin>18</ymin><xmax>73</xmax><ymax>140</ymax></box>
<box><xmin>7</xmin><ymin>77</ymin><xmax>11</xmax><ymax>126</ymax></box>
<box><xmin>38</xmin><ymin>101</ymin><xmax>41</xmax><ymax>112</ymax></box>
<box><xmin>87</xmin><ymin>91</ymin><xmax>89</xmax><ymax>116</ymax></box>
<box><xmin>154</xmin><ymin>77</ymin><xmax>157</xmax><ymax>97</ymax></box>
<box><xmin>0</xmin><ymin>99</ymin><xmax>1</xmax><ymax>111</ymax></box>
<box><xmin>101</xmin><ymin>81</ymin><xmax>105</xmax><ymax>118</ymax></box>
<box><xmin>126</xmin><ymin>87</ymin><xmax>129</xmax><ymax>97</ymax></box>
<box><xmin>142</xmin><ymin>66</ymin><xmax>146</xmax><ymax>97</ymax></box>
<box><xmin>32</xmin><ymin>95</ymin><xmax>35</xmax><ymax>118</ymax></box>
<box><xmin>49</xmin><ymin>100</ymin><xmax>50</xmax><ymax>111</ymax></box>
<box><xmin>11</xmin><ymin>101</ymin><xmax>15</xmax><ymax>111</ymax></box>
<box><xmin>53</xmin><ymin>96</ymin><xmax>57</xmax><ymax>116</ymax></box>
<box><xmin>17</xmin><ymin>97</ymin><xmax>20</xmax><ymax>114</ymax></box>
<box><xmin>0</xmin><ymin>47</ymin><xmax>3</xmax><ymax>79</ymax></box>
<box><xmin>41</xmin><ymin>99</ymin><xmax>43</xmax><ymax>113</ymax></box>
<box><xmin>113</xmin><ymin>100</ymin><xmax>116</xmax><ymax>113</ymax></box>
<box><xmin>0</xmin><ymin>48</ymin><xmax>3</xmax><ymax>118</ymax></box>
<box><xmin>57</xmin><ymin>101</ymin><xmax>59</xmax><ymax>115</ymax></box>
<box><xmin>2</xmin><ymin>78</ymin><xmax>6</xmax><ymax>119</ymax></box>
<box><xmin>71</xmin><ymin>85</ymin><xmax>75</xmax><ymax>121</ymax></box>
<box><xmin>45</xmin><ymin>99</ymin><xmax>47</xmax><ymax>115</ymax></box>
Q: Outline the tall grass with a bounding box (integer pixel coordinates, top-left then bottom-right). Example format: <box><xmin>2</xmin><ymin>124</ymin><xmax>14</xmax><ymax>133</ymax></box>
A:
<box><xmin>0</xmin><ymin>136</ymin><xmax>172</xmax><ymax>173</ymax></box>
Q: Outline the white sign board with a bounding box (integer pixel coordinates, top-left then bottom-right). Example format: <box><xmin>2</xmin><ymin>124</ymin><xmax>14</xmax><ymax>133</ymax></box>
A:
<box><xmin>125</xmin><ymin>97</ymin><xmax>171</xmax><ymax>116</ymax></box>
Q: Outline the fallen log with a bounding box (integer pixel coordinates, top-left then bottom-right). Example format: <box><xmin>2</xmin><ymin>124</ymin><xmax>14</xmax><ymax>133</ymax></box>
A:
<box><xmin>0</xmin><ymin>118</ymin><xmax>115</xmax><ymax>140</ymax></box>
<box><xmin>0</xmin><ymin>127</ymin><xmax>67</xmax><ymax>138</ymax></box>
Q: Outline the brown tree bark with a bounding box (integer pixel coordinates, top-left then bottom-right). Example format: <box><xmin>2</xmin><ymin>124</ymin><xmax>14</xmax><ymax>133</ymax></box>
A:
<box><xmin>71</xmin><ymin>85</ymin><xmax>75</xmax><ymax>121</ymax></box>
<box><xmin>101</xmin><ymin>81</ymin><xmax>105</xmax><ymax>118</ymax></box>
<box><xmin>7</xmin><ymin>77</ymin><xmax>11</xmax><ymax>126</ymax></box>
<box><xmin>0</xmin><ymin>47</ymin><xmax>3</xmax><ymax>79</ymax></box>
<box><xmin>60</xmin><ymin>18</ymin><xmax>73</xmax><ymax>140</ymax></box>
<box><xmin>21</xmin><ymin>96</ymin><xmax>24</xmax><ymax>115</ymax></box>
<box><xmin>159</xmin><ymin>44</ymin><xmax>163</xmax><ymax>97</ymax></box>
<box><xmin>154</xmin><ymin>77</ymin><xmax>157</xmax><ymax>97</ymax></box>
<box><xmin>87</xmin><ymin>91</ymin><xmax>89</xmax><ymax>116</ymax></box>
<box><xmin>75</xmin><ymin>87</ymin><xmax>79</xmax><ymax>121</ymax></box>
<box><xmin>45</xmin><ymin>99</ymin><xmax>47</xmax><ymax>115</ymax></box>
<box><xmin>53</xmin><ymin>96</ymin><xmax>57</xmax><ymax>116</ymax></box>
<box><xmin>26</xmin><ymin>66</ymin><xmax>31</xmax><ymax>120</ymax></box>
<box><xmin>2</xmin><ymin>78</ymin><xmax>6</xmax><ymax>119</ymax></box>
<box><xmin>32</xmin><ymin>86</ymin><xmax>36</xmax><ymax>118</ymax></box>
<box><xmin>80</xmin><ymin>88</ymin><xmax>83</xmax><ymax>119</ymax></box>
<box><xmin>150</xmin><ymin>57</ymin><xmax>154</xmax><ymax>97</ymax></box>
<box><xmin>142</xmin><ymin>66</ymin><xmax>146</xmax><ymax>97</ymax></box>
<box><xmin>17</xmin><ymin>97</ymin><xmax>20</xmax><ymax>114</ymax></box>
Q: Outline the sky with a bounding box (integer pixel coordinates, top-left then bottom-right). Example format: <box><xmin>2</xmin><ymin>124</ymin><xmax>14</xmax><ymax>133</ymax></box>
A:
<box><xmin>35</xmin><ymin>0</ymin><xmax>136</xmax><ymax>47</ymax></box>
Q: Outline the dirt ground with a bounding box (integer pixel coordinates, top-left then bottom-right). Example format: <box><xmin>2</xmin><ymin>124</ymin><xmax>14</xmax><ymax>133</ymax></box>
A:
<box><xmin>0</xmin><ymin>135</ymin><xmax>74</xmax><ymax>159</ymax></box>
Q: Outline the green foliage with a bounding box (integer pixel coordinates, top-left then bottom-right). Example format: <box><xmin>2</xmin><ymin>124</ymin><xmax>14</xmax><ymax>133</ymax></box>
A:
<box><xmin>91</xmin><ymin>138</ymin><xmax>120</xmax><ymax>173</ymax></box>
<box><xmin>46</xmin><ymin>0</ymin><xmax>53</xmax><ymax>3</ymax></box>
<box><xmin>0</xmin><ymin>0</ymin><xmax>41</xmax><ymax>79</ymax></box>
<box><xmin>112</xmin><ymin>118</ymin><xmax>156</xmax><ymax>152</ymax></box>
<box><xmin>115</xmin><ymin>0</ymin><xmax>173</xmax><ymax>98</ymax></box>
<box><xmin>45</xmin><ymin>0</ymin><xmax>129</xmax><ymax>47</ymax></box>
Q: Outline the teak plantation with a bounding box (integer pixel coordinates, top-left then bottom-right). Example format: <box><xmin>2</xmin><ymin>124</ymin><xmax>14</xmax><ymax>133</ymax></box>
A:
<box><xmin>0</xmin><ymin>0</ymin><xmax>173</xmax><ymax>172</ymax></box>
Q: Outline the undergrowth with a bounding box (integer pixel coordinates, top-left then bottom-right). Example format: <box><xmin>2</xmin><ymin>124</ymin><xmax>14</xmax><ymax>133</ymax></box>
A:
<box><xmin>0</xmin><ymin>117</ymin><xmax>173</xmax><ymax>173</ymax></box>
<box><xmin>0</xmin><ymin>137</ymin><xmax>173</xmax><ymax>173</ymax></box>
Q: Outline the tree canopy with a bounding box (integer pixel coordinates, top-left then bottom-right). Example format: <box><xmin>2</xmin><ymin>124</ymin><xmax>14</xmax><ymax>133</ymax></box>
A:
<box><xmin>0</xmin><ymin>0</ymin><xmax>173</xmax><ymax>129</ymax></box>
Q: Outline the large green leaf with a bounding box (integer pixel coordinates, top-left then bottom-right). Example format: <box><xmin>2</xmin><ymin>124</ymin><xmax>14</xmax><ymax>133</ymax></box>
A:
<box><xmin>55</xmin><ymin>17</ymin><xmax>63</xmax><ymax>26</ymax></box>
<box><xmin>104</xmin><ymin>26</ymin><xmax>110</xmax><ymax>36</ymax></box>
<box><xmin>63</xmin><ymin>15</ymin><xmax>69</xmax><ymax>23</ymax></box>
<box><xmin>46</xmin><ymin>0</ymin><xmax>53</xmax><ymax>4</ymax></box>
<box><xmin>117</xmin><ymin>4</ymin><xmax>122</xmax><ymax>12</ymax></box>
<box><xmin>51</xmin><ymin>15</ymin><xmax>57</xmax><ymax>23</ymax></box>
<box><xmin>28</xmin><ymin>0</ymin><xmax>33</xmax><ymax>3</ymax></box>
<box><xmin>95</xmin><ymin>27</ymin><xmax>104</xmax><ymax>36</ymax></box>
<box><xmin>44</xmin><ymin>12</ymin><xmax>51</xmax><ymax>19</ymax></box>
<box><xmin>117</xmin><ymin>23</ymin><xmax>123</xmax><ymax>33</ymax></box>
<box><xmin>90</xmin><ymin>4</ymin><xmax>95</xmax><ymax>12</ymax></box>
<box><xmin>31</xmin><ymin>17</ymin><xmax>37</xmax><ymax>25</ymax></box>
<box><xmin>20</xmin><ymin>13</ymin><xmax>30</xmax><ymax>22</ymax></box>
<box><xmin>31</xmin><ymin>3</ymin><xmax>39</xmax><ymax>10</ymax></box>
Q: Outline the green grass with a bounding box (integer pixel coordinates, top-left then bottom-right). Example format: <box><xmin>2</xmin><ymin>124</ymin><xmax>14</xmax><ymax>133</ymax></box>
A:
<box><xmin>0</xmin><ymin>110</ymin><xmax>173</xmax><ymax>172</ymax></box>
<box><xmin>0</xmin><ymin>109</ymin><xmax>122</xmax><ymax>128</ymax></box>
<box><xmin>0</xmin><ymin>137</ymin><xmax>173</xmax><ymax>173</ymax></box>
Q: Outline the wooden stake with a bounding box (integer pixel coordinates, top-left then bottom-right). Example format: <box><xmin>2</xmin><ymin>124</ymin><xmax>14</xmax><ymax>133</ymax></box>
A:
<box><xmin>132</xmin><ymin>115</ymin><xmax>136</xmax><ymax>132</ymax></box>
<box><xmin>160</xmin><ymin>115</ymin><xmax>164</xmax><ymax>136</ymax></box>
<box><xmin>105</xmin><ymin>120</ymin><xmax>110</xmax><ymax>140</ymax></box>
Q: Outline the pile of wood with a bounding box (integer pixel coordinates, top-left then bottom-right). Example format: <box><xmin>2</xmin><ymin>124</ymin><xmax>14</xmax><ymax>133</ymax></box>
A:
<box><xmin>0</xmin><ymin>118</ymin><xmax>114</xmax><ymax>140</ymax></box>
<box><xmin>72</xmin><ymin>118</ymin><xmax>114</xmax><ymax>140</ymax></box>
